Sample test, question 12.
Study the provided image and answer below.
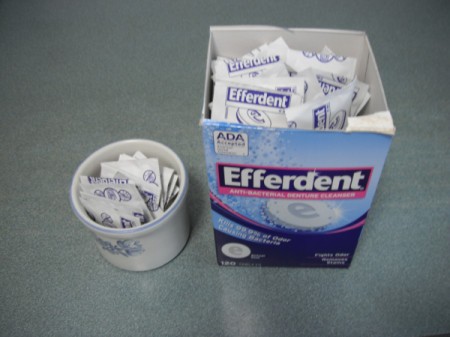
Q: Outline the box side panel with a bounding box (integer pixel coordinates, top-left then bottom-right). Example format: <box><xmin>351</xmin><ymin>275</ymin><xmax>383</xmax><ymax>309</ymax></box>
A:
<box><xmin>360</xmin><ymin>34</ymin><xmax>389</xmax><ymax>115</ymax></box>
<box><xmin>201</xmin><ymin>31</ymin><xmax>214</xmax><ymax>119</ymax></box>
<box><xmin>209</xmin><ymin>26</ymin><xmax>366</xmax><ymax>59</ymax></box>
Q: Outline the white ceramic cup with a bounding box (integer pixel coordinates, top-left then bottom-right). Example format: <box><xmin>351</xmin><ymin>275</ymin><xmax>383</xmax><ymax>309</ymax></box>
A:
<box><xmin>70</xmin><ymin>139</ymin><xmax>190</xmax><ymax>271</ymax></box>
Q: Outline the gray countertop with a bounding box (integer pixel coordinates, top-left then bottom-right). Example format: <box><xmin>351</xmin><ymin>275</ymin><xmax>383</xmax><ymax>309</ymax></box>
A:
<box><xmin>1</xmin><ymin>1</ymin><xmax>449</xmax><ymax>336</ymax></box>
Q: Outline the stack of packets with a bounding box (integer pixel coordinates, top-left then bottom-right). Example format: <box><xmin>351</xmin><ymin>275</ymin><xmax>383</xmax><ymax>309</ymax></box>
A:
<box><xmin>210</xmin><ymin>37</ymin><xmax>371</xmax><ymax>130</ymax></box>
<box><xmin>79</xmin><ymin>151</ymin><xmax>180</xmax><ymax>229</ymax></box>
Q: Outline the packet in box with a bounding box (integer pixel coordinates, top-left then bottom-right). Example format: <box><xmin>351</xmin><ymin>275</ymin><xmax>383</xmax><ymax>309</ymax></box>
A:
<box><xmin>201</xmin><ymin>26</ymin><xmax>395</xmax><ymax>268</ymax></box>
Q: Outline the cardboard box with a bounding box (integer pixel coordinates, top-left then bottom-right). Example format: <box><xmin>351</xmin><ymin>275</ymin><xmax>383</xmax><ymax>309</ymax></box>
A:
<box><xmin>201</xmin><ymin>26</ymin><xmax>394</xmax><ymax>268</ymax></box>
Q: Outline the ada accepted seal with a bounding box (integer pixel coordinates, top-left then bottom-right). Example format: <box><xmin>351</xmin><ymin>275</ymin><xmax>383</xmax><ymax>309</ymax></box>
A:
<box><xmin>213</xmin><ymin>130</ymin><xmax>248</xmax><ymax>156</ymax></box>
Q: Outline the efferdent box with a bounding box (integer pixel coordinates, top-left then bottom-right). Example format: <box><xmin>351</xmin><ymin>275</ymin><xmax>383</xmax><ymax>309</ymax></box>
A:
<box><xmin>201</xmin><ymin>26</ymin><xmax>395</xmax><ymax>268</ymax></box>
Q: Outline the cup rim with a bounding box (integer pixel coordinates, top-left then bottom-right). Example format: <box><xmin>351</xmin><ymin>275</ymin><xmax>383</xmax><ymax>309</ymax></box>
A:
<box><xmin>70</xmin><ymin>139</ymin><xmax>188</xmax><ymax>237</ymax></box>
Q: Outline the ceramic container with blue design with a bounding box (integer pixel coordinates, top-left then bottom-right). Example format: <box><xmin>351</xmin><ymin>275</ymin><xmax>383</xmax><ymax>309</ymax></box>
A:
<box><xmin>70</xmin><ymin>139</ymin><xmax>190</xmax><ymax>271</ymax></box>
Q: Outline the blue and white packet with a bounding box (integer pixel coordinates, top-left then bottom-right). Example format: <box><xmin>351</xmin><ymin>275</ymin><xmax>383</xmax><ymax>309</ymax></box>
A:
<box><xmin>244</xmin><ymin>37</ymin><xmax>290</xmax><ymax>63</ymax></box>
<box><xmin>212</xmin><ymin>54</ymin><xmax>289</xmax><ymax>79</ymax></box>
<box><xmin>79</xmin><ymin>176</ymin><xmax>152</xmax><ymax>222</ymax></box>
<box><xmin>291</xmin><ymin>68</ymin><xmax>325</xmax><ymax>102</ymax></box>
<box><xmin>100</xmin><ymin>158</ymin><xmax>163</xmax><ymax>216</ymax></box>
<box><xmin>286</xmin><ymin>48</ymin><xmax>357</xmax><ymax>79</ymax></box>
<box><xmin>211</xmin><ymin>80</ymin><xmax>303</xmax><ymax>128</ymax></box>
<box><xmin>215</xmin><ymin>76</ymin><xmax>307</xmax><ymax>98</ymax></box>
<box><xmin>80</xmin><ymin>193</ymin><xmax>143</xmax><ymax>229</ymax></box>
<box><xmin>285</xmin><ymin>79</ymin><xmax>356</xmax><ymax>130</ymax></box>
<box><xmin>314</xmin><ymin>69</ymin><xmax>370</xmax><ymax>116</ymax></box>
<box><xmin>80</xmin><ymin>192</ymin><xmax>148</xmax><ymax>224</ymax></box>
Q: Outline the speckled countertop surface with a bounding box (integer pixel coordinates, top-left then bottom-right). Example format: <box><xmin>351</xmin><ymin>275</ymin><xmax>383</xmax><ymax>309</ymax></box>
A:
<box><xmin>1</xmin><ymin>1</ymin><xmax>449</xmax><ymax>336</ymax></box>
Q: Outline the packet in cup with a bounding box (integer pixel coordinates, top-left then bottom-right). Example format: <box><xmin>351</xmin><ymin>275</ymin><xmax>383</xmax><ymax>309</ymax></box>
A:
<box><xmin>79</xmin><ymin>176</ymin><xmax>151</xmax><ymax>223</ymax></box>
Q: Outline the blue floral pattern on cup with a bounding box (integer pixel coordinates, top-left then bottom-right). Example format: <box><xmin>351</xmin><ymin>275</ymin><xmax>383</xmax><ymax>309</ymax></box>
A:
<box><xmin>96</xmin><ymin>237</ymin><xmax>145</xmax><ymax>257</ymax></box>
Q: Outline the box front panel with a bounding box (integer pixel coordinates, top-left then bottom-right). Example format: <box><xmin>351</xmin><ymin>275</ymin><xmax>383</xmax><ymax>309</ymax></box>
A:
<box><xmin>202</xmin><ymin>121</ymin><xmax>392</xmax><ymax>267</ymax></box>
